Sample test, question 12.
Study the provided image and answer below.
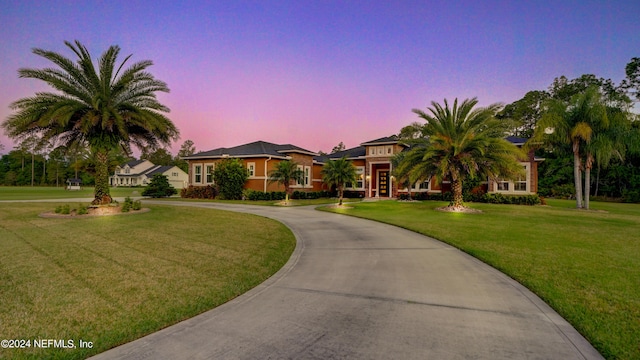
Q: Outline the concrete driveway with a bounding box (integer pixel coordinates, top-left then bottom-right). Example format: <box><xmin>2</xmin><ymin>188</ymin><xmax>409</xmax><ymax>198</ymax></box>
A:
<box><xmin>91</xmin><ymin>201</ymin><xmax>602</xmax><ymax>359</ymax></box>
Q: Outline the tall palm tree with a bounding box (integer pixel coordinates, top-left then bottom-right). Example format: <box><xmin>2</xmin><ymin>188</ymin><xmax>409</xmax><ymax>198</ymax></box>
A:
<box><xmin>533</xmin><ymin>87</ymin><xmax>612</xmax><ymax>209</ymax></box>
<box><xmin>395</xmin><ymin>98</ymin><xmax>525</xmax><ymax>210</ymax></box>
<box><xmin>268</xmin><ymin>160</ymin><xmax>304</xmax><ymax>204</ymax></box>
<box><xmin>2</xmin><ymin>40</ymin><xmax>179</xmax><ymax>204</ymax></box>
<box><xmin>321</xmin><ymin>156</ymin><xmax>357</xmax><ymax>206</ymax></box>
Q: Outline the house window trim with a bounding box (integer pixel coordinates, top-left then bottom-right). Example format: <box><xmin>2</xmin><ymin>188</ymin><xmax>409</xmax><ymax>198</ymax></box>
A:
<box><xmin>205</xmin><ymin>164</ymin><xmax>215</xmax><ymax>184</ymax></box>
<box><xmin>494</xmin><ymin>163</ymin><xmax>530</xmax><ymax>194</ymax></box>
<box><xmin>345</xmin><ymin>166</ymin><xmax>365</xmax><ymax>190</ymax></box>
<box><xmin>193</xmin><ymin>164</ymin><xmax>203</xmax><ymax>184</ymax></box>
<box><xmin>247</xmin><ymin>162</ymin><xmax>256</xmax><ymax>178</ymax></box>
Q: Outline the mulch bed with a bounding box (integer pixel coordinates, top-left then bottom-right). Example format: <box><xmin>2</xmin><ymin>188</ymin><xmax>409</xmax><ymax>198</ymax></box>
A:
<box><xmin>39</xmin><ymin>206</ymin><xmax>150</xmax><ymax>218</ymax></box>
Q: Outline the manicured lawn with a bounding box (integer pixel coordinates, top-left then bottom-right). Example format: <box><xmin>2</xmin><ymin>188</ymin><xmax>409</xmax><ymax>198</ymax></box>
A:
<box><xmin>0</xmin><ymin>186</ymin><xmax>141</xmax><ymax>200</ymax></box>
<box><xmin>149</xmin><ymin>197</ymin><xmax>362</xmax><ymax>206</ymax></box>
<box><xmin>0</xmin><ymin>203</ymin><xmax>295</xmax><ymax>359</ymax></box>
<box><xmin>321</xmin><ymin>199</ymin><xmax>640</xmax><ymax>360</ymax></box>
<box><xmin>0</xmin><ymin>186</ymin><xmax>361</xmax><ymax>207</ymax></box>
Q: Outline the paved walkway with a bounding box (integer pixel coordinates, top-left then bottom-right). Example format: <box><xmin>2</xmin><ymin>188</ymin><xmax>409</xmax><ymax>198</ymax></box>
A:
<box><xmin>79</xmin><ymin>201</ymin><xmax>601</xmax><ymax>359</ymax></box>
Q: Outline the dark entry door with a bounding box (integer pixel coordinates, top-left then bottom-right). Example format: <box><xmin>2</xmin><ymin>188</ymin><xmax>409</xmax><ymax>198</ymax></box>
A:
<box><xmin>379</xmin><ymin>171</ymin><xmax>389</xmax><ymax>196</ymax></box>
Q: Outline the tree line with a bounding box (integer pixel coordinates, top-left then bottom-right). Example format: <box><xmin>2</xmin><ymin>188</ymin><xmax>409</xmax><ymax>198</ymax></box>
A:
<box><xmin>0</xmin><ymin>139</ymin><xmax>196</xmax><ymax>187</ymax></box>
<box><xmin>498</xmin><ymin>59</ymin><xmax>640</xmax><ymax>204</ymax></box>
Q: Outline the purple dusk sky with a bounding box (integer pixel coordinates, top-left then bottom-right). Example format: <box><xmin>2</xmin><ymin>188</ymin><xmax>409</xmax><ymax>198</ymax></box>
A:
<box><xmin>1</xmin><ymin>1</ymin><xmax>638</xmax><ymax>155</ymax></box>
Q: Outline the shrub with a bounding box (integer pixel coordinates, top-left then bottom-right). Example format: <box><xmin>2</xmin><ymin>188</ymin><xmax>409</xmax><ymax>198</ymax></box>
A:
<box><xmin>60</xmin><ymin>204</ymin><xmax>70</xmax><ymax>215</ymax></box>
<box><xmin>213</xmin><ymin>158</ymin><xmax>248</xmax><ymax>200</ymax></box>
<box><xmin>244</xmin><ymin>190</ymin><xmax>289</xmax><ymax>201</ymax></box>
<box><xmin>142</xmin><ymin>174</ymin><xmax>178</xmax><ymax>198</ymax></box>
<box><xmin>133</xmin><ymin>200</ymin><xmax>142</xmax><ymax>210</ymax></box>
<box><xmin>54</xmin><ymin>205</ymin><xmax>62</xmax><ymax>214</ymax></box>
<box><xmin>77</xmin><ymin>204</ymin><xmax>88</xmax><ymax>215</ymax></box>
<box><xmin>121</xmin><ymin>197</ymin><xmax>133</xmax><ymax>212</ymax></box>
<box><xmin>291</xmin><ymin>190</ymin><xmax>332</xmax><ymax>199</ymax></box>
<box><xmin>180</xmin><ymin>185</ymin><xmax>218</xmax><ymax>199</ymax></box>
<box><xmin>622</xmin><ymin>189</ymin><xmax>640</xmax><ymax>203</ymax></box>
<box><xmin>398</xmin><ymin>192</ymin><xmax>541</xmax><ymax>205</ymax></box>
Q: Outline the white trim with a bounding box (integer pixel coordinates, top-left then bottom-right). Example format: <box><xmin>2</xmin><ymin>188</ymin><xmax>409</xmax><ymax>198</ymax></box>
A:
<box><xmin>491</xmin><ymin>163</ymin><xmax>531</xmax><ymax>194</ymax></box>
<box><xmin>205</xmin><ymin>164</ymin><xmax>215</xmax><ymax>184</ymax></box>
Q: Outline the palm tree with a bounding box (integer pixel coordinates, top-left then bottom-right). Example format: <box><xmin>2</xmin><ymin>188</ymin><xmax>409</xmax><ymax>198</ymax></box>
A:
<box><xmin>2</xmin><ymin>40</ymin><xmax>178</xmax><ymax>205</ymax></box>
<box><xmin>268</xmin><ymin>160</ymin><xmax>304</xmax><ymax>204</ymax></box>
<box><xmin>321</xmin><ymin>156</ymin><xmax>357</xmax><ymax>206</ymax></box>
<box><xmin>396</xmin><ymin>98</ymin><xmax>525</xmax><ymax>210</ymax></box>
<box><xmin>533</xmin><ymin>87</ymin><xmax>612</xmax><ymax>209</ymax></box>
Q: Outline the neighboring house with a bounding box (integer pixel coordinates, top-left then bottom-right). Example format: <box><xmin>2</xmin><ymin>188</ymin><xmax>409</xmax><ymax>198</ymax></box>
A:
<box><xmin>110</xmin><ymin>159</ymin><xmax>188</xmax><ymax>189</ymax></box>
<box><xmin>183</xmin><ymin>136</ymin><xmax>542</xmax><ymax>198</ymax></box>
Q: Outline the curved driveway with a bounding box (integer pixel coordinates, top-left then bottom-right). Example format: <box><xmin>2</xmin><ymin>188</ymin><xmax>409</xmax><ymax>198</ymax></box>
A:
<box><xmin>92</xmin><ymin>201</ymin><xmax>602</xmax><ymax>359</ymax></box>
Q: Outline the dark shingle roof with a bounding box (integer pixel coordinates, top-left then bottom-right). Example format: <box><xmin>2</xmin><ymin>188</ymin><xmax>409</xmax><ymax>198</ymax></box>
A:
<box><xmin>144</xmin><ymin>165</ymin><xmax>174</xmax><ymax>177</ymax></box>
<box><xmin>124</xmin><ymin>159</ymin><xmax>146</xmax><ymax>168</ymax></box>
<box><xmin>184</xmin><ymin>141</ymin><xmax>317</xmax><ymax>160</ymax></box>
<box><xmin>314</xmin><ymin>146</ymin><xmax>366</xmax><ymax>162</ymax></box>
<box><xmin>360</xmin><ymin>135</ymin><xmax>400</xmax><ymax>146</ymax></box>
<box><xmin>506</xmin><ymin>136</ymin><xmax>527</xmax><ymax>145</ymax></box>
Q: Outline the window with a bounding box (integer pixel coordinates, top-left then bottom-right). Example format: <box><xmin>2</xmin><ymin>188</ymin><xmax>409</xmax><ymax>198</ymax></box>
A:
<box><xmin>497</xmin><ymin>181</ymin><xmax>509</xmax><ymax>191</ymax></box>
<box><xmin>495</xmin><ymin>164</ymin><xmax>529</xmax><ymax>193</ymax></box>
<box><xmin>247</xmin><ymin>162</ymin><xmax>255</xmax><ymax>177</ymax></box>
<box><xmin>194</xmin><ymin>165</ymin><xmax>202</xmax><ymax>183</ymax></box>
<box><xmin>369</xmin><ymin>147</ymin><xmax>375</xmax><ymax>155</ymax></box>
<box><xmin>515</xmin><ymin>176</ymin><xmax>527</xmax><ymax>191</ymax></box>
<box><xmin>346</xmin><ymin>167</ymin><xmax>365</xmax><ymax>189</ymax></box>
<box><xmin>378</xmin><ymin>146</ymin><xmax>384</xmax><ymax>155</ymax></box>
<box><xmin>125</xmin><ymin>167</ymin><xmax>130</xmax><ymax>174</ymax></box>
<box><xmin>295</xmin><ymin>165</ymin><xmax>304</xmax><ymax>186</ymax></box>
<box><xmin>304</xmin><ymin>166</ymin><xmax>310</xmax><ymax>187</ymax></box>
<box><xmin>386</xmin><ymin>146</ymin><xmax>392</xmax><ymax>155</ymax></box>
<box><xmin>206</xmin><ymin>165</ymin><xmax>214</xmax><ymax>183</ymax></box>
<box><xmin>418</xmin><ymin>179</ymin><xmax>430</xmax><ymax>190</ymax></box>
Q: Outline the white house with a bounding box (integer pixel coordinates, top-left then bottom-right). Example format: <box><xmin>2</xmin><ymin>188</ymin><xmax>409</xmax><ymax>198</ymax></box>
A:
<box><xmin>110</xmin><ymin>159</ymin><xmax>188</xmax><ymax>189</ymax></box>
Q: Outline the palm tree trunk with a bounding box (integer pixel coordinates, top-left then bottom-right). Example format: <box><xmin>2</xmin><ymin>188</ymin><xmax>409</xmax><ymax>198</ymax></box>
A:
<box><xmin>338</xmin><ymin>186</ymin><xmax>344</xmax><ymax>206</ymax></box>
<box><xmin>584</xmin><ymin>153</ymin><xmax>594</xmax><ymax>210</ymax></box>
<box><xmin>450</xmin><ymin>170</ymin><xmax>463</xmax><ymax>208</ymax></box>
<box><xmin>573</xmin><ymin>145</ymin><xmax>583</xmax><ymax>209</ymax></box>
<box><xmin>584</xmin><ymin>166</ymin><xmax>591</xmax><ymax>210</ymax></box>
<box><xmin>93</xmin><ymin>149</ymin><xmax>112</xmax><ymax>205</ymax></box>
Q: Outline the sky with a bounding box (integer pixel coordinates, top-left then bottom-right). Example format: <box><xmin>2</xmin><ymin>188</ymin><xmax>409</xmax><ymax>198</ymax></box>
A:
<box><xmin>1</xmin><ymin>0</ymin><xmax>638</xmax><ymax>156</ymax></box>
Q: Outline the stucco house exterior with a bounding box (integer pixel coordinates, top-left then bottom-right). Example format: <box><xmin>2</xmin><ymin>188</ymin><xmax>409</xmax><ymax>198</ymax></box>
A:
<box><xmin>183</xmin><ymin>135</ymin><xmax>541</xmax><ymax>198</ymax></box>
<box><xmin>110</xmin><ymin>159</ymin><xmax>189</xmax><ymax>189</ymax></box>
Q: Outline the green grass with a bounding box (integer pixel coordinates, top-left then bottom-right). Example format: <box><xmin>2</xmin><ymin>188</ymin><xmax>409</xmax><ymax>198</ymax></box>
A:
<box><xmin>320</xmin><ymin>199</ymin><xmax>640</xmax><ymax>359</ymax></box>
<box><xmin>0</xmin><ymin>203</ymin><xmax>295</xmax><ymax>359</ymax></box>
<box><xmin>149</xmin><ymin>197</ymin><xmax>361</xmax><ymax>206</ymax></box>
<box><xmin>0</xmin><ymin>186</ymin><xmax>361</xmax><ymax>207</ymax></box>
<box><xmin>0</xmin><ymin>186</ymin><xmax>141</xmax><ymax>200</ymax></box>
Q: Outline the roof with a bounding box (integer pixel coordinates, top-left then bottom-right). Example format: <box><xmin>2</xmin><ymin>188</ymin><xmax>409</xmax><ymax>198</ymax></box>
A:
<box><xmin>123</xmin><ymin>159</ymin><xmax>147</xmax><ymax>168</ymax></box>
<box><xmin>360</xmin><ymin>135</ymin><xmax>401</xmax><ymax>146</ymax></box>
<box><xmin>184</xmin><ymin>140</ymin><xmax>317</xmax><ymax>160</ymax></box>
<box><xmin>144</xmin><ymin>165</ymin><xmax>174</xmax><ymax>177</ymax></box>
<box><xmin>505</xmin><ymin>136</ymin><xmax>527</xmax><ymax>146</ymax></box>
<box><xmin>314</xmin><ymin>146</ymin><xmax>366</xmax><ymax>163</ymax></box>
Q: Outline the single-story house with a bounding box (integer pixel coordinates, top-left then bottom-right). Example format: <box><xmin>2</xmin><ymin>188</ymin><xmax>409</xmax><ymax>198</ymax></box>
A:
<box><xmin>183</xmin><ymin>136</ymin><xmax>542</xmax><ymax>198</ymax></box>
<box><xmin>182</xmin><ymin>141</ymin><xmax>321</xmax><ymax>192</ymax></box>
<box><xmin>110</xmin><ymin>159</ymin><xmax>189</xmax><ymax>189</ymax></box>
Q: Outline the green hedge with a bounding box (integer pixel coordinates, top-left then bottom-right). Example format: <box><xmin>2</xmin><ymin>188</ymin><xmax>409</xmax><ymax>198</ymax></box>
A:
<box><xmin>398</xmin><ymin>192</ymin><xmax>543</xmax><ymax>205</ymax></box>
<box><xmin>244</xmin><ymin>190</ymin><xmax>287</xmax><ymax>201</ymax></box>
<box><xmin>180</xmin><ymin>185</ymin><xmax>218</xmax><ymax>199</ymax></box>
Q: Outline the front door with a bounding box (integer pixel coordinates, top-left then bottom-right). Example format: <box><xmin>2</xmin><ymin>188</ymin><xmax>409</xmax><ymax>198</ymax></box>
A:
<box><xmin>378</xmin><ymin>171</ymin><xmax>389</xmax><ymax>197</ymax></box>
